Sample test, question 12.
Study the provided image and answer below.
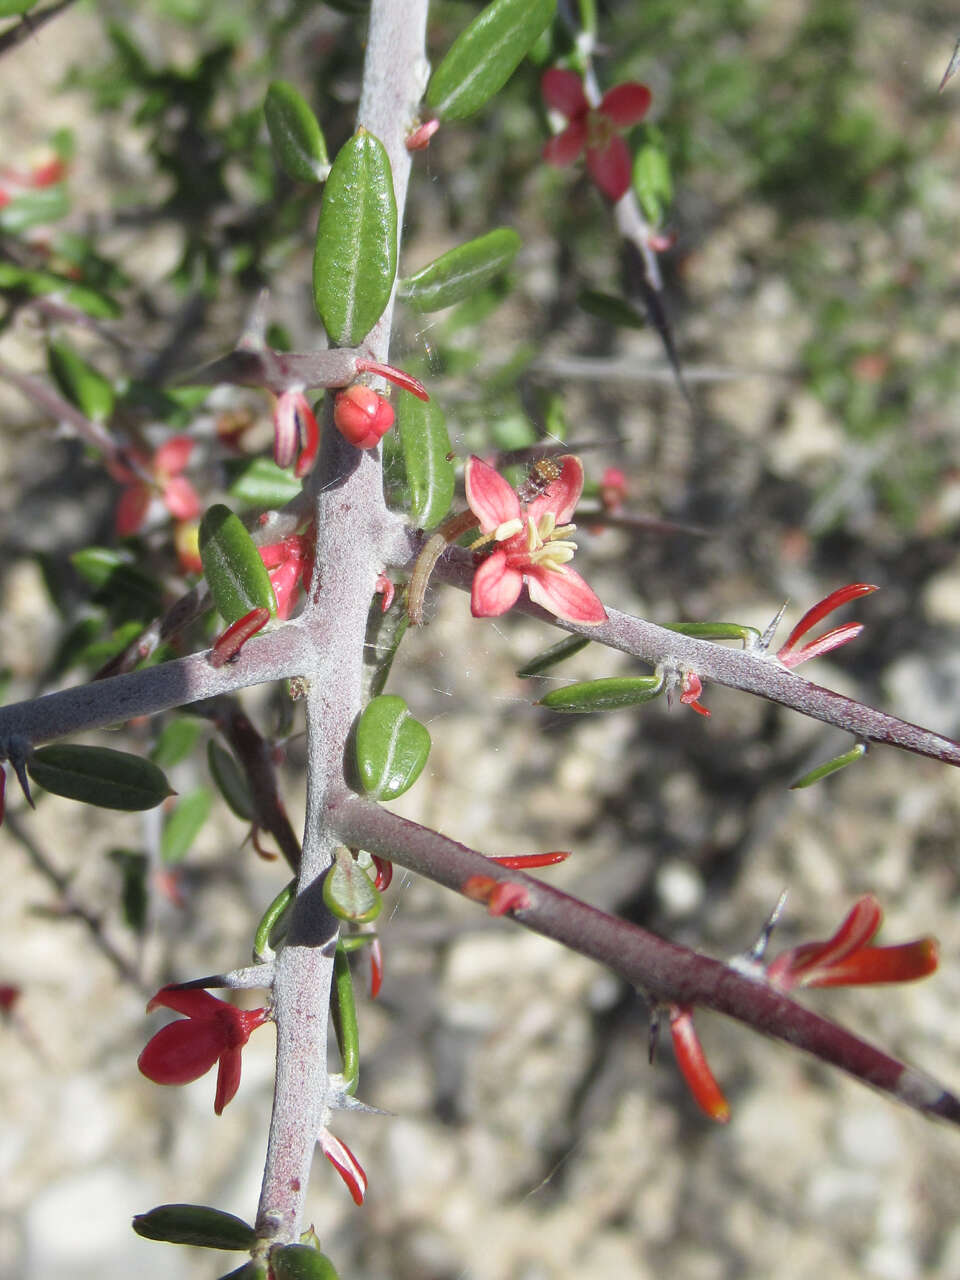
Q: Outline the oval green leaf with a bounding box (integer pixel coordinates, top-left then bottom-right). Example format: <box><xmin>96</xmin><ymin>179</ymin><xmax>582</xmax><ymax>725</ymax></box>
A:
<box><xmin>270</xmin><ymin>1244</ymin><xmax>340</xmax><ymax>1280</ymax></box>
<box><xmin>396</xmin><ymin>390</ymin><xmax>454</xmax><ymax>528</ymax></box>
<box><xmin>355</xmin><ymin>694</ymin><xmax>431</xmax><ymax>800</ymax></box>
<box><xmin>161</xmin><ymin>788</ymin><xmax>212</xmax><ymax>864</ymax></box>
<box><xmin>151</xmin><ymin>717</ymin><xmax>202</xmax><ymax>769</ymax></box>
<box><xmin>0</xmin><ymin>0</ymin><xmax>43</xmax><ymax>15</ymax></box>
<box><xmin>425</xmin><ymin>0</ymin><xmax>556</xmax><ymax>121</ymax></box>
<box><xmin>47</xmin><ymin>337</ymin><xmax>115</xmax><ymax>422</ymax></box>
<box><xmin>207</xmin><ymin>739</ymin><xmax>254</xmax><ymax>821</ymax></box>
<box><xmin>132</xmin><ymin>1204</ymin><xmax>256</xmax><ymax>1250</ymax></box>
<box><xmin>0</xmin><ymin>264</ymin><xmax>120</xmax><ymax>319</ymax></box>
<box><xmin>28</xmin><ymin>744</ymin><xmax>172</xmax><ymax>810</ymax></box>
<box><xmin>226</xmin><ymin>457</ymin><xmax>303</xmax><ymax>508</ymax></box>
<box><xmin>265</xmin><ymin>81</ymin><xmax>329</xmax><ymax>183</ymax></box>
<box><xmin>0</xmin><ymin>185</ymin><xmax>69</xmax><ymax>232</ymax></box>
<box><xmin>516</xmin><ymin>633</ymin><xmax>590</xmax><ymax>678</ymax></box>
<box><xmin>323</xmin><ymin>847</ymin><xmax>382</xmax><ymax>924</ymax></box>
<box><xmin>577</xmin><ymin>289</ymin><xmax>646</xmax><ymax>330</ymax></box>
<box><xmin>665</xmin><ymin>621</ymin><xmax>761</xmax><ymax>644</ymax></box>
<box><xmin>538</xmin><ymin>674</ymin><xmax>665</xmax><ymax>714</ymax></box>
<box><xmin>199</xmin><ymin>504</ymin><xmax>277</xmax><ymax>624</ymax></box>
<box><xmin>398</xmin><ymin>228</ymin><xmax>521</xmax><ymax>312</ymax></box>
<box><xmin>313</xmin><ymin>130</ymin><xmax>397</xmax><ymax>346</ymax></box>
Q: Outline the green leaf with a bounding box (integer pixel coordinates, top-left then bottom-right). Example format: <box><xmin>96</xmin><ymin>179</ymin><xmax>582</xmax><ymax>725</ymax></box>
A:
<box><xmin>516</xmin><ymin>634</ymin><xmax>590</xmax><ymax>677</ymax></box>
<box><xmin>28</xmin><ymin>745</ymin><xmax>172</xmax><ymax>810</ymax></box>
<box><xmin>323</xmin><ymin>847</ymin><xmax>382</xmax><ymax>924</ymax></box>
<box><xmin>425</xmin><ymin>0</ymin><xmax>556</xmax><ymax>121</ymax></box>
<box><xmin>396</xmin><ymin>390</ymin><xmax>454</xmax><ymax>528</ymax></box>
<box><xmin>331</xmin><ymin>941</ymin><xmax>359</xmax><ymax>1091</ymax></box>
<box><xmin>69</xmin><ymin>548</ymin><xmax>162</xmax><ymax>620</ymax></box>
<box><xmin>161</xmin><ymin>788</ymin><xmax>212</xmax><ymax>863</ymax></box>
<box><xmin>355</xmin><ymin>694</ymin><xmax>431</xmax><ymax>800</ymax></box>
<box><xmin>207</xmin><ymin>739</ymin><xmax>253</xmax><ymax>821</ymax></box>
<box><xmin>0</xmin><ymin>185</ymin><xmax>69</xmax><ymax>232</ymax></box>
<box><xmin>199</xmin><ymin>504</ymin><xmax>277</xmax><ymax>624</ymax></box>
<box><xmin>538</xmin><ymin>674</ymin><xmax>666</xmax><ymax>713</ymax></box>
<box><xmin>398</xmin><ymin>228</ymin><xmax>521</xmax><ymax>312</ymax></box>
<box><xmin>633</xmin><ymin>139</ymin><xmax>673</xmax><ymax>226</ymax></box>
<box><xmin>0</xmin><ymin>0</ymin><xmax>43</xmax><ymax>15</ymax></box>
<box><xmin>269</xmin><ymin>1244</ymin><xmax>340</xmax><ymax>1280</ymax></box>
<box><xmin>312</xmin><ymin>130</ymin><xmax>397</xmax><ymax>346</ymax></box>
<box><xmin>132</xmin><ymin>1204</ymin><xmax>257</xmax><ymax>1250</ymax></box>
<box><xmin>47</xmin><ymin>337</ymin><xmax>115</xmax><ymax>422</ymax></box>
<box><xmin>789</xmin><ymin>742</ymin><xmax>867</xmax><ymax>790</ymax></box>
<box><xmin>265</xmin><ymin>81</ymin><xmax>329</xmax><ymax>182</ymax></box>
<box><xmin>151</xmin><ymin>718</ymin><xmax>203</xmax><ymax>769</ymax></box>
<box><xmin>664</xmin><ymin>621</ymin><xmax>761</xmax><ymax>644</ymax></box>
<box><xmin>253</xmin><ymin>879</ymin><xmax>295</xmax><ymax>962</ymax></box>
<box><xmin>0</xmin><ymin>264</ymin><xmax>120</xmax><ymax>319</ymax></box>
<box><xmin>108</xmin><ymin>848</ymin><xmax>148</xmax><ymax>933</ymax></box>
<box><xmin>226</xmin><ymin>457</ymin><xmax>303</xmax><ymax>508</ymax></box>
<box><xmin>577</xmin><ymin>290</ymin><xmax>646</xmax><ymax>330</ymax></box>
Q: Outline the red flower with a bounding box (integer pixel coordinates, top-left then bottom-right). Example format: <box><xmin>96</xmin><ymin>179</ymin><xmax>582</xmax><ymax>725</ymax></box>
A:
<box><xmin>138</xmin><ymin>986</ymin><xmax>269</xmax><ymax>1115</ymax></box>
<box><xmin>775</xmin><ymin>583</ymin><xmax>877</xmax><ymax>669</ymax></box>
<box><xmin>541</xmin><ymin>69</ymin><xmax>652</xmax><ymax>202</ymax></box>
<box><xmin>112</xmin><ymin>437</ymin><xmax>201</xmax><ymax>537</ymax></box>
<box><xmin>464</xmin><ymin>454</ymin><xmax>607</xmax><ymax>624</ymax></box>
<box><xmin>273</xmin><ymin>390</ymin><xmax>320</xmax><ymax>478</ymax></box>
<box><xmin>318</xmin><ymin>1127</ymin><xmax>367</xmax><ymax>1205</ymax></box>
<box><xmin>766</xmin><ymin>895</ymin><xmax>938</xmax><ymax>992</ymax></box>
<box><xmin>333</xmin><ymin>385</ymin><xmax>395</xmax><ymax>450</ymax></box>
<box><xmin>679</xmin><ymin>670</ymin><xmax>710</xmax><ymax>718</ymax></box>
<box><xmin>258</xmin><ymin>533</ymin><xmax>314</xmax><ymax>619</ymax></box>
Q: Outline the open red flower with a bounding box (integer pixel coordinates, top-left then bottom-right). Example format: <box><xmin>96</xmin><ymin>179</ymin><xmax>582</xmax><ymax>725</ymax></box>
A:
<box><xmin>138</xmin><ymin>986</ymin><xmax>269</xmax><ymax>1115</ymax></box>
<box><xmin>775</xmin><ymin>583</ymin><xmax>877</xmax><ymax>669</ymax></box>
<box><xmin>112</xmin><ymin>436</ymin><xmax>202</xmax><ymax>537</ymax></box>
<box><xmin>541</xmin><ymin>69</ymin><xmax>652</xmax><ymax>202</ymax></box>
<box><xmin>766</xmin><ymin>895</ymin><xmax>938</xmax><ymax>992</ymax></box>
<box><xmin>464</xmin><ymin>454</ymin><xmax>607</xmax><ymax>624</ymax></box>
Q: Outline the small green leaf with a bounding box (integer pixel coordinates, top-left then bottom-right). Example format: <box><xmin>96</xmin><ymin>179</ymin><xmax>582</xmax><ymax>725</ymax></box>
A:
<box><xmin>396</xmin><ymin>390</ymin><xmax>454</xmax><ymax>528</ymax></box>
<box><xmin>0</xmin><ymin>0</ymin><xmax>43</xmax><ymax>14</ymax></box>
<box><xmin>226</xmin><ymin>457</ymin><xmax>303</xmax><ymax>508</ymax></box>
<box><xmin>538</xmin><ymin>674</ymin><xmax>665</xmax><ymax>713</ymax></box>
<box><xmin>207</xmin><ymin>739</ymin><xmax>253</xmax><ymax>821</ymax></box>
<box><xmin>270</xmin><ymin>1244</ymin><xmax>340</xmax><ymax>1280</ymax></box>
<box><xmin>199</xmin><ymin>504</ymin><xmax>277</xmax><ymax>624</ymax></box>
<box><xmin>664</xmin><ymin>621</ymin><xmax>761</xmax><ymax>644</ymax></box>
<box><xmin>47</xmin><ymin>337</ymin><xmax>115</xmax><ymax>422</ymax></box>
<box><xmin>151</xmin><ymin>718</ymin><xmax>203</xmax><ymax>769</ymax></box>
<box><xmin>108</xmin><ymin>848</ymin><xmax>148</xmax><ymax>933</ymax></box>
<box><xmin>425</xmin><ymin>0</ymin><xmax>556</xmax><ymax>120</ymax></box>
<box><xmin>516</xmin><ymin>634</ymin><xmax>590</xmax><ymax>677</ymax></box>
<box><xmin>0</xmin><ymin>184</ymin><xmax>69</xmax><ymax>232</ymax></box>
<box><xmin>132</xmin><ymin>1204</ymin><xmax>256</xmax><ymax>1250</ymax></box>
<box><xmin>28</xmin><ymin>745</ymin><xmax>172</xmax><ymax>810</ymax></box>
<box><xmin>313</xmin><ymin>130</ymin><xmax>397</xmax><ymax>346</ymax></box>
<box><xmin>398</xmin><ymin>228</ymin><xmax>521</xmax><ymax>312</ymax></box>
<box><xmin>633</xmin><ymin>139</ymin><xmax>673</xmax><ymax>226</ymax></box>
<box><xmin>0</xmin><ymin>264</ymin><xmax>120</xmax><ymax>319</ymax></box>
<box><xmin>323</xmin><ymin>847</ymin><xmax>382</xmax><ymax>924</ymax></box>
<box><xmin>265</xmin><ymin>81</ymin><xmax>329</xmax><ymax>182</ymax></box>
<box><xmin>790</xmin><ymin>742</ymin><xmax>867</xmax><ymax>790</ymax></box>
<box><xmin>161</xmin><ymin>788</ymin><xmax>212</xmax><ymax>864</ymax></box>
<box><xmin>355</xmin><ymin>694</ymin><xmax>431</xmax><ymax>800</ymax></box>
<box><xmin>577</xmin><ymin>290</ymin><xmax>646</xmax><ymax>330</ymax></box>
<box><xmin>253</xmin><ymin>879</ymin><xmax>295</xmax><ymax>962</ymax></box>
<box><xmin>331</xmin><ymin>941</ymin><xmax>360</xmax><ymax>1091</ymax></box>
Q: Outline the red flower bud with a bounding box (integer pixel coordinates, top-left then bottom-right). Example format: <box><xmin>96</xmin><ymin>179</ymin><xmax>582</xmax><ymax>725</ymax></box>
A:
<box><xmin>333</xmin><ymin>386</ymin><xmax>395</xmax><ymax>449</ymax></box>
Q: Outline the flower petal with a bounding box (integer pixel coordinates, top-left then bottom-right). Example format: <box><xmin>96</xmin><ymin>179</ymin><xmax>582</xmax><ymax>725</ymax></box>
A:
<box><xmin>138</xmin><ymin>1018</ymin><xmax>224</xmax><ymax>1086</ymax></box>
<box><xmin>526</xmin><ymin>565</ymin><xmax>607</xmax><ymax>624</ymax></box>
<box><xmin>542</xmin><ymin>119</ymin><xmax>588</xmax><ymax>168</ymax></box>
<box><xmin>153</xmin><ymin>435</ymin><xmax>194</xmax><ymax>477</ymax></box>
<box><xmin>586</xmin><ymin>135</ymin><xmax>632</xmax><ymax>202</ymax></box>
<box><xmin>526</xmin><ymin>454</ymin><xmax>584</xmax><ymax>525</ymax></box>
<box><xmin>214</xmin><ymin>1047</ymin><xmax>243</xmax><ymax>1114</ymax></box>
<box><xmin>778</xmin><ymin>583</ymin><xmax>877</xmax><ymax>656</ymax></box>
<box><xmin>471</xmin><ymin>550</ymin><xmax>523</xmax><ymax>617</ymax></box>
<box><xmin>599</xmin><ymin>82</ymin><xmax>652</xmax><ymax>128</ymax></box>
<box><xmin>541</xmin><ymin>68</ymin><xmax>589</xmax><ymax>119</ymax></box>
<box><xmin>778</xmin><ymin>622</ymin><xmax>864</xmax><ymax>669</ymax></box>
<box><xmin>146</xmin><ymin>985</ymin><xmax>227</xmax><ymax>1018</ymax></box>
<box><xmin>163</xmin><ymin>475</ymin><xmax>203</xmax><ymax>522</ymax></box>
<box><xmin>465</xmin><ymin>456</ymin><xmax>521</xmax><ymax>532</ymax></box>
<box><xmin>669</xmin><ymin>1007</ymin><xmax>730</xmax><ymax>1123</ymax></box>
<box><xmin>801</xmin><ymin>939</ymin><xmax>938</xmax><ymax>989</ymax></box>
<box><xmin>115</xmin><ymin>483</ymin><xmax>152</xmax><ymax>537</ymax></box>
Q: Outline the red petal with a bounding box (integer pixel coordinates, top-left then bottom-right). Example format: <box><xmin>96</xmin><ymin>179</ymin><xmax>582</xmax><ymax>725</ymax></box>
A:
<box><xmin>153</xmin><ymin>435</ymin><xmax>194</xmax><ymax>477</ymax></box>
<box><xmin>778</xmin><ymin>583</ymin><xmax>877</xmax><ymax>656</ymax></box>
<box><xmin>542</xmin><ymin>120</ymin><xmax>588</xmax><ymax>168</ymax></box>
<box><xmin>268</xmin><ymin>558</ymin><xmax>303</xmax><ymax>620</ymax></box>
<box><xmin>471</xmin><ymin>551</ymin><xmax>523</xmax><ymax>617</ymax></box>
<box><xmin>599</xmin><ymin>82</ymin><xmax>652</xmax><ymax>128</ymax></box>
<box><xmin>210</xmin><ymin>607</ymin><xmax>271</xmax><ymax>668</ymax></box>
<box><xmin>294</xmin><ymin>398</ymin><xmax>321</xmax><ymax>477</ymax></box>
<box><xmin>163</xmin><ymin>475</ymin><xmax>202</xmax><ymax>522</ymax></box>
<box><xmin>802</xmin><ymin>939</ymin><xmax>939</xmax><ymax>988</ymax></box>
<box><xmin>273</xmin><ymin>391</ymin><xmax>299</xmax><ymax>468</ymax></box>
<box><xmin>541</xmin><ymin>68</ymin><xmax>588</xmax><ymax>119</ymax></box>
<box><xmin>586</xmin><ymin>135</ymin><xmax>632</xmax><ymax>201</ymax></box>
<box><xmin>320</xmin><ymin>1131</ymin><xmax>367</xmax><ymax>1206</ymax></box>
<box><xmin>369</xmin><ymin>937</ymin><xmax>384</xmax><ymax>1000</ymax></box>
<box><xmin>214</xmin><ymin>1047</ymin><xmax>242</xmax><ymax>1114</ymax></box>
<box><xmin>490</xmin><ymin>851</ymin><xmax>570</xmax><ymax>869</ymax></box>
<box><xmin>371</xmin><ymin>855</ymin><xmax>393</xmax><ymax>891</ymax></box>
<box><xmin>768</xmin><ymin>896</ymin><xmax>882</xmax><ymax>989</ymax></box>
<box><xmin>464</xmin><ymin>456</ymin><xmax>521</xmax><ymax>531</ymax></box>
<box><xmin>115</xmin><ymin>484</ymin><xmax>151</xmax><ymax>537</ymax></box>
<box><xmin>355</xmin><ymin>358</ymin><xmax>429</xmax><ymax>401</ymax></box>
<box><xmin>526</xmin><ymin>454</ymin><xmax>584</xmax><ymax>525</ymax></box>
<box><xmin>669</xmin><ymin>1007</ymin><xmax>730</xmax><ymax>1123</ymax></box>
<box><xmin>138</xmin><ymin>1019</ymin><xmax>224</xmax><ymax>1086</ymax></box>
<box><xmin>526</xmin><ymin>566</ymin><xmax>607</xmax><ymax>624</ymax></box>
<box><xmin>778</xmin><ymin>622</ymin><xmax>864</xmax><ymax>669</ymax></box>
<box><xmin>146</xmin><ymin>985</ymin><xmax>226</xmax><ymax>1017</ymax></box>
